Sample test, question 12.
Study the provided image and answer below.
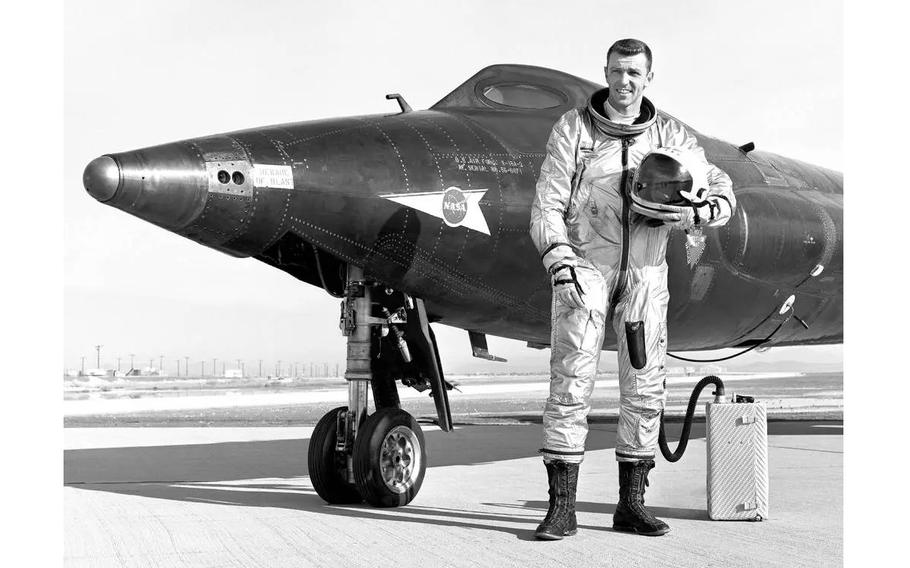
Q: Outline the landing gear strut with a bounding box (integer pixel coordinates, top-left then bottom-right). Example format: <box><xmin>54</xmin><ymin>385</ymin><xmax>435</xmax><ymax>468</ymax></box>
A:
<box><xmin>307</xmin><ymin>265</ymin><xmax>451</xmax><ymax>507</ymax></box>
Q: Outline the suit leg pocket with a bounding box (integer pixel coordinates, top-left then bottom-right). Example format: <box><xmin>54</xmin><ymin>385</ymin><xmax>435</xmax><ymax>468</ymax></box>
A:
<box><xmin>625</xmin><ymin>321</ymin><xmax>647</xmax><ymax>370</ymax></box>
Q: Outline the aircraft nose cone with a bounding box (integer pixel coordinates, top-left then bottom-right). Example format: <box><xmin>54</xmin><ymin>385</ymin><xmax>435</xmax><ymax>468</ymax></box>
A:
<box><xmin>83</xmin><ymin>155</ymin><xmax>121</xmax><ymax>202</ymax></box>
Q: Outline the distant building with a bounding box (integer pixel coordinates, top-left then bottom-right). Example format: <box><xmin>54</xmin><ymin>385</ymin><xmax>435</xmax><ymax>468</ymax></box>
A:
<box><xmin>85</xmin><ymin>368</ymin><xmax>114</xmax><ymax>377</ymax></box>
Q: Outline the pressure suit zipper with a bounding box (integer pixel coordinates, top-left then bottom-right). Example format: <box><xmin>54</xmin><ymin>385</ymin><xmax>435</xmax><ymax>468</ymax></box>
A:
<box><xmin>611</xmin><ymin>136</ymin><xmax>635</xmax><ymax>309</ymax></box>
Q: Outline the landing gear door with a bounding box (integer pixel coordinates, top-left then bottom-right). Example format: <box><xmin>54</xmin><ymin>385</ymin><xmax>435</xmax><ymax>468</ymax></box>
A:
<box><xmin>406</xmin><ymin>298</ymin><xmax>454</xmax><ymax>432</ymax></box>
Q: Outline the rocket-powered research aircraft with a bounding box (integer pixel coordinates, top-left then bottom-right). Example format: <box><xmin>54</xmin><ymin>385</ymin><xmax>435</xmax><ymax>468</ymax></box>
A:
<box><xmin>84</xmin><ymin>64</ymin><xmax>842</xmax><ymax>507</ymax></box>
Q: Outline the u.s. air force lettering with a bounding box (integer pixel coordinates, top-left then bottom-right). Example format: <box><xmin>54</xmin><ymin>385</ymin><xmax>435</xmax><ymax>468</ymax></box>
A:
<box><xmin>382</xmin><ymin>187</ymin><xmax>490</xmax><ymax>235</ymax></box>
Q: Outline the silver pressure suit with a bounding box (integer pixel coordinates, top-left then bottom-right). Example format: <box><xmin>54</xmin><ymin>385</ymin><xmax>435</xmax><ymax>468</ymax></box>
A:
<box><xmin>529</xmin><ymin>89</ymin><xmax>735</xmax><ymax>463</ymax></box>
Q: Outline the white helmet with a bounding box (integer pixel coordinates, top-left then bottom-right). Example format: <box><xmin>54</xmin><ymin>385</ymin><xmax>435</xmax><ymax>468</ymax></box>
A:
<box><xmin>632</xmin><ymin>147</ymin><xmax>710</xmax><ymax>210</ymax></box>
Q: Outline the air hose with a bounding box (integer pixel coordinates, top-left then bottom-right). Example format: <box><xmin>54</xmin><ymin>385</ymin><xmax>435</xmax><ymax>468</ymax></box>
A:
<box><xmin>655</xmin><ymin>266</ymin><xmax>826</xmax><ymax>462</ymax></box>
<box><xmin>667</xmin><ymin>320</ymin><xmax>787</xmax><ymax>363</ymax></box>
<box><xmin>658</xmin><ymin>375</ymin><xmax>725</xmax><ymax>462</ymax></box>
<box><xmin>666</xmin><ymin>265</ymin><xmax>822</xmax><ymax>365</ymax></box>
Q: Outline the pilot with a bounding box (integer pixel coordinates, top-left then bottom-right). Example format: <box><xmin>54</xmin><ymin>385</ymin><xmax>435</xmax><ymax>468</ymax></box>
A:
<box><xmin>528</xmin><ymin>38</ymin><xmax>735</xmax><ymax>539</ymax></box>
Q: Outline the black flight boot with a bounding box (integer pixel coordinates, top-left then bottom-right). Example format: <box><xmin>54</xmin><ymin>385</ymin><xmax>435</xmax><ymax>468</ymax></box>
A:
<box><xmin>534</xmin><ymin>460</ymin><xmax>579</xmax><ymax>540</ymax></box>
<box><xmin>612</xmin><ymin>459</ymin><xmax>670</xmax><ymax>536</ymax></box>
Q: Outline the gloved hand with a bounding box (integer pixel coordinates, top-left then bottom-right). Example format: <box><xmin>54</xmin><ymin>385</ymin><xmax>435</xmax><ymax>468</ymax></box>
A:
<box><xmin>629</xmin><ymin>190</ymin><xmax>687</xmax><ymax>226</ymax></box>
<box><xmin>630</xmin><ymin>190</ymin><xmax>710</xmax><ymax>230</ymax></box>
<box><xmin>550</xmin><ymin>260</ymin><xmax>586</xmax><ymax>309</ymax></box>
<box><xmin>677</xmin><ymin>186</ymin><xmax>708</xmax><ymax>206</ymax></box>
<box><xmin>664</xmin><ymin>204</ymin><xmax>713</xmax><ymax>230</ymax></box>
<box><xmin>673</xmin><ymin>188</ymin><xmax>713</xmax><ymax>229</ymax></box>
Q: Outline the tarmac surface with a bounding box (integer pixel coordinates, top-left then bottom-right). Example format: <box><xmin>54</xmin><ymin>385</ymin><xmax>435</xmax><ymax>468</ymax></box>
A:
<box><xmin>65</xmin><ymin>420</ymin><xmax>842</xmax><ymax>567</ymax></box>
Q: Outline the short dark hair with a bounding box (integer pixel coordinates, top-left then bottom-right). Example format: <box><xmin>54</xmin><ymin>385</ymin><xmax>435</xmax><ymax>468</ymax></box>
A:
<box><xmin>607</xmin><ymin>38</ymin><xmax>652</xmax><ymax>71</ymax></box>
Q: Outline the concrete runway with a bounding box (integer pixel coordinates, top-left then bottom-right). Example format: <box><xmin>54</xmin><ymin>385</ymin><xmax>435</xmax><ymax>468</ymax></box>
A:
<box><xmin>65</xmin><ymin>421</ymin><xmax>842</xmax><ymax>567</ymax></box>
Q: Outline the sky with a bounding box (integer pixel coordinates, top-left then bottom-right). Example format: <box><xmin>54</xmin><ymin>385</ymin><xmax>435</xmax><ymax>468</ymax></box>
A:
<box><xmin>63</xmin><ymin>0</ymin><xmax>844</xmax><ymax>374</ymax></box>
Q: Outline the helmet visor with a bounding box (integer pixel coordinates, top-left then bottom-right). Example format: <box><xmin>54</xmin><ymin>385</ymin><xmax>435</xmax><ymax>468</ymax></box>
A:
<box><xmin>634</xmin><ymin>152</ymin><xmax>694</xmax><ymax>206</ymax></box>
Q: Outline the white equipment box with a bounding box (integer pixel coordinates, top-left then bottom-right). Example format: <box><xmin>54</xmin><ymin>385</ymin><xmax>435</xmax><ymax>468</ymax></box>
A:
<box><xmin>706</xmin><ymin>401</ymin><xmax>769</xmax><ymax>520</ymax></box>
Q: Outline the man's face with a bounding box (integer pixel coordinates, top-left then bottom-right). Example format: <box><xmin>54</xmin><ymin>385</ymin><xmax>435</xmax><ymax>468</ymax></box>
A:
<box><xmin>604</xmin><ymin>52</ymin><xmax>653</xmax><ymax>112</ymax></box>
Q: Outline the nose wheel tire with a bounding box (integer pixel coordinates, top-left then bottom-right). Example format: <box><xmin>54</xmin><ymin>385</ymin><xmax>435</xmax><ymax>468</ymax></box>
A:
<box><xmin>307</xmin><ymin>406</ymin><xmax>362</xmax><ymax>504</ymax></box>
<box><xmin>353</xmin><ymin>408</ymin><xmax>426</xmax><ymax>507</ymax></box>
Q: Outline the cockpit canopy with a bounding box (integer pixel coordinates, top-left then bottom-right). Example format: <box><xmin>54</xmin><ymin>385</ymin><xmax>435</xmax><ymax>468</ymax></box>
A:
<box><xmin>431</xmin><ymin>64</ymin><xmax>601</xmax><ymax>114</ymax></box>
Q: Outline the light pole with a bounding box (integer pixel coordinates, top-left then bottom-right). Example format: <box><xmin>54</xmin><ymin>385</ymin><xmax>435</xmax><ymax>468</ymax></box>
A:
<box><xmin>259</xmin><ymin>359</ymin><xmax>263</xmax><ymax>377</ymax></box>
<box><xmin>94</xmin><ymin>345</ymin><xmax>103</xmax><ymax>369</ymax></box>
<box><xmin>213</xmin><ymin>358</ymin><xmax>218</xmax><ymax>377</ymax></box>
<box><xmin>129</xmin><ymin>353</ymin><xmax>135</xmax><ymax>372</ymax></box>
<box><xmin>176</xmin><ymin>359</ymin><xmax>181</xmax><ymax>376</ymax></box>
<box><xmin>80</xmin><ymin>356</ymin><xmax>85</xmax><ymax>375</ymax></box>
<box><xmin>159</xmin><ymin>355</ymin><xmax>164</xmax><ymax>371</ymax></box>
<box><xmin>184</xmin><ymin>356</ymin><xmax>189</xmax><ymax>377</ymax></box>
<box><xmin>117</xmin><ymin>357</ymin><xmax>121</xmax><ymax>373</ymax></box>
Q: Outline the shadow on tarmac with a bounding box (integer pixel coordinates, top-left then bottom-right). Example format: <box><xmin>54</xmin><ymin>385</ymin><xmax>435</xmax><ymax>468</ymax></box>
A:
<box><xmin>493</xmin><ymin>500</ymin><xmax>709</xmax><ymax>521</ymax></box>
<box><xmin>65</xmin><ymin>421</ymin><xmax>838</xmax><ymax>538</ymax></box>
<box><xmin>64</xmin><ymin>421</ymin><xmax>838</xmax><ymax>485</ymax></box>
<box><xmin>64</xmin><ymin>477</ymin><xmax>705</xmax><ymax>540</ymax></box>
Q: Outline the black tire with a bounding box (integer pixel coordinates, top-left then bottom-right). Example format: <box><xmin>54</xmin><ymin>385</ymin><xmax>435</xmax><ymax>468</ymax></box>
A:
<box><xmin>307</xmin><ymin>406</ymin><xmax>362</xmax><ymax>504</ymax></box>
<box><xmin>353</xmin><ymin>408</ymin><xmax>426</xmax><ymax>507</ymax></box>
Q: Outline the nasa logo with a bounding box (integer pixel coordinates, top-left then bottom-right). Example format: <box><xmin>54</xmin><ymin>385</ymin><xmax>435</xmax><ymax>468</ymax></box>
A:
<box><xmin>382</xmin><ymin>187</ymin><xmax>491</xmax><ymax>235</ymax></box>
<box><xmin>442</xmin><ymin>187</ymin><xmax>468</xmax><ymax>225</ymax></box>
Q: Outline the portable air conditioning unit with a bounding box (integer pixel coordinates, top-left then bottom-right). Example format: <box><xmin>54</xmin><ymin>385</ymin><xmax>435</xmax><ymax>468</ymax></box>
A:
<box><xmin>705</xmin><ymin>400</ymin><xmax>769</xmax><ymax>520</ymax></box>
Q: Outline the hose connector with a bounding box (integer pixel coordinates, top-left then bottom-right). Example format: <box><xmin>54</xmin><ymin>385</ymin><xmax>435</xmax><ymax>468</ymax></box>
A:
<box><xmin>713</xmin><ymin>383</ymin><xmax>726</xmax><ymax>404</ymax></box>
<box><xmin>659</xmin><ymin>375</ymin><xmax>727</xmax><ymax>462</ymax></box>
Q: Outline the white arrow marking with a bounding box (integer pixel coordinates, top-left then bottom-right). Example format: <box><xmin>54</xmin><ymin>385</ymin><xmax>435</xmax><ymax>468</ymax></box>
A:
<box><xmin>382</xmin><ymin>187</ymin><xmax>491</xmax><ymax>235</ymax></box>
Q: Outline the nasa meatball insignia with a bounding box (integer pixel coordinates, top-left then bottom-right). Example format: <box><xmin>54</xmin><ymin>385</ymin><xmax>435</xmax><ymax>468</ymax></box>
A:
<box><xmin>442</xmin><ymin>188</ymin><xmax>468</xmax><ymax>225</ymax></box>
<box><xmin>381</xmin><ymin>187</ymin><xmax>491</xmax><ymax>235</ymax></box>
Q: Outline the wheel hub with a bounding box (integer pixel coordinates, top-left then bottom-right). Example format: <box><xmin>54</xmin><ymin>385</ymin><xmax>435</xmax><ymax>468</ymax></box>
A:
<box><xmin>379</xmin><ymin>425</ymin><xmax>421</xmax><ymax>494</ymax></box>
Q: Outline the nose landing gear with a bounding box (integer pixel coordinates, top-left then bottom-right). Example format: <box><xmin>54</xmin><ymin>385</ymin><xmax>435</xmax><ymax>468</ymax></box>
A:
<box><xmin>354</xmin><ymin>408</ymin><xmax>426</xmax><ymax>507</ymax></box>
<box><xmin>307</xmin><ymin>406</ymin><xmax>362</xmax><ymax>504</ymax></box>
<box><xmin>307</xmin><ymin>265</ymin><xmax>451</xmax><ymax>507</ymax></box>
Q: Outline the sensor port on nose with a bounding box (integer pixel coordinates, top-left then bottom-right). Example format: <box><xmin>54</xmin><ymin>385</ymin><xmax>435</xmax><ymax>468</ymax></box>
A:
<box><xmin>206</xmin><ymin>159</ymin><xmax>252</xmax><ymax>197</ymax></box>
